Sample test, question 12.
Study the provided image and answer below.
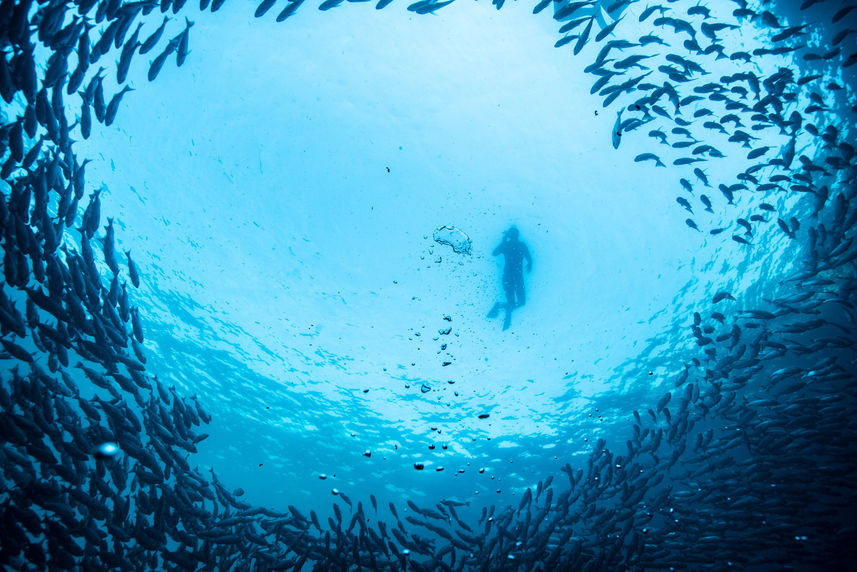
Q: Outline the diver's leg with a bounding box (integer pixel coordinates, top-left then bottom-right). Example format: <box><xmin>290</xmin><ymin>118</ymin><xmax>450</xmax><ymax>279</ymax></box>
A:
<box><xmin>502</xmin><ymin>278</ymin><xmax>514</xmax><ymax>330</ymax></box>
<box><xmin>503</xmin><ymin>277</ymin><xmax>515</xmax><ymax>309</ymax></box>
<box><xmin>516</xmin><ymin>277</ymin><xmax>525</xmax><ymax>307</ymax></box>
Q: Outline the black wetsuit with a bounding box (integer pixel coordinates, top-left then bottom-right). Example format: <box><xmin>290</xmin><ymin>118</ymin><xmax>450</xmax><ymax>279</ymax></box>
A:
<box><xmin>493</xmin><ymin>237</ymin><xmax>531</xmax><ymax>309</ymax></box>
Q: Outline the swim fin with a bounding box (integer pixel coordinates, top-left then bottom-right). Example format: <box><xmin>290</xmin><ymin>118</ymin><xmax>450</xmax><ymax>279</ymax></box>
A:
<box><xmin>502</xmin><ymin>309</ymin><xmax>512</xmax><ymax>331</ymax></box>
<box><xmin>487</xmin><ymin>302</ymin><xmax>502</xmax><ymax>319</ymax></box>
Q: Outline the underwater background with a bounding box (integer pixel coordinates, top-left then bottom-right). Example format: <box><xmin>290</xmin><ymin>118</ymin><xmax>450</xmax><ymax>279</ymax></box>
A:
<box><xmin>1</xmin><ymin>0</ymin><xmax>856</xmax><ymax>569</ymax></box>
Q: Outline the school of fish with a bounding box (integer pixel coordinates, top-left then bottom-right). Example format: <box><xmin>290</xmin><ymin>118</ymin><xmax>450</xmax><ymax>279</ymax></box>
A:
<box><xmin>1</xmin><ymin>0</ymin><xmax>856</xmax><ymax>569</ymax></box>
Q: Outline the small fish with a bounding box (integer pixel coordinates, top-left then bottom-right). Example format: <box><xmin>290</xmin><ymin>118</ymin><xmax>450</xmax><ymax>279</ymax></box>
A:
<box><xmin>116</xmin><ymin>34</ymin><xmax>141</xmax><ymax>84</ymax></box>
<box><xmin>21</xmin><ymin>135</ymin><xmax>43</xmax><ymax>169</ymax></box>
<box><xmin>676</xmin><ymin>197</ymin><xmax>692</xmax><ymax>212</ymax></box>
<box><xmin>635</xmin><ymin>153</ymin><xmax>665</xmax><ymax>167</ymax></box>
<box><xmin>832</xmin><ymin>27</ymin><xmax>855</xmax><ymax>46</ymax></box>
<box><xmin>93</xmin><ymin>74</ymin><xmax>106</xmax><ymax>122</ymax></box>
<box><xmin>687</xmin><ymin>4</ymin><xmax>710</xmax><ymax>18</ymax></box>
<box><xmin>177</xmin><ymin>18</ymin><xmax>194</xmax><ymax>67</ymax></box>
<box><xmin>80</xmin><ymin>97</ymin><xmax>91</xmax><ymax>139</ymax></box>
<box><xmin>126</xmin><ymin>251</ymin><xmax>141</xmax><ymax>288</ymax></box>
<box><xmin>639</xmin><ymin>33</ymin><xmax>667</xmax><ymax>45</ymax></box>
<box><xmin>140</xmin><ymin>17</ymin><xmax>169</xmax><ymax>55</ymax></box>
<box><xmin>778</xmin><ymin>136</ymin><xmax>796</xmax><ymax>169</ymax></box>
<box><xmin>77</xmin><ymin>21</ymin><xmax>93</xmax><ymax>67</ymax></box>
<box><xmin>720</xmin><ymin>113</ymin><xmax>743</xmax><ymax>127</ymax></box>
<box><xmin>105</xmin><ymin>86</ymin><xmax>133</xmax><ymax>126</ymax></box>
<box><xmin>131</xmin><ymin>307</ymin><xmax>144</xmax><ymax>342</ymax></box>
<box><xmin>653</xmin><ymin>16</ymin><xmax>696</xmax><ymax>39</ymax></box>
<box><xmin>685</xmin><ymin>218</ymin><xmax>700</xmax><ymax>231</ymax></box>
<box><xmin>103</xmin><ymin>217</ymin><xmax>119</xmax><ymax>275</ymax></box>
<box><xmin>771</xmin><ymin>24</ymin><xmax>808</xmax><ymax>43</ymax></box>
<box><xmin>276</xmin><ymin>0</ymin><xmax>305</xmax><ymax>21</ymax></box>
<box><xmin>555</xmin><ymin>34</ymin><xmax>578</xmax><ymax>48</ymax></box>
<box><xmin>712</xmin><ymin>291</ymin><xmax>735</xmax><ymax>303</ymax></box>
<box><xmin>737</xmin><ymin>172</ymin><xmax>758</xmax><ymax>185</ymax></box>
<box><xmin>797</xmin><ymin>74</ymin><xmax>822</xmax><ymax>86</ymax></box>
<box><xmin>595</xmin><ymin>17</ymin><xmax>623</xmax><ymax>43</ymax></box>
<box><xmin>407</xmin><ymin>0</ymin><xmax>443</xmax><ymax>13</ymax></box>
<box><xmin>718</xmin><ymin>184</ymin><xmax>734</xmax><ymax>204</ymax></box>
<box><xmin>777</xmin><ymin>218</ymin><xmax>795</xmax><ymax>239</ymax></box>
<box><xmin>729</xmin><ymin>129</ymin><xmax>758</xmax><ymax>148</ymax></box>
<box><xmin>67</xmin><ymin>61</ymin><xmax>88</xmax><ymax>95</ymax></box>
<box><xmin>611</xmin><ymin>109</ymin><xmax>623</xmax><ymax>149</ymax></box>
<box><xmin>561</xmin><ymin>16</ymin><xmax>590</xmax><ymax>35</ymax></box>
<box><xmin>574</xmin><ymin>16</ymin><xmax>594</xmax><ymax>56</ymax></box>
<box><xmin>639</xmin><ymin>4</ymin><xmax>668</xmax><ymax>22</ymax></box>
<box><xmin>700</xmin><ymin>21</ymin><xmax>737</xmax><ymax>40</ymax></box>
<box><xmin>149</xmin><ymin>37</ymin><xmax>180</xmax><ymax>82</ymax></box>
<box><xmin>255</xmin><ymin>0</ymin><xmax>278</xmax><ymax>17</ymax></box>
<box><xmin>648</xmin><ymin>129</ymin><xmax>668</xmax><ymax>143</ymax></box>
<box><xmin>532</xmin><ymin>0</ymin><xmax>550</xmax><ymax>13</ymax></box>
<box><xmin>82</xmin><ymin>66</ymin><xmax>104</xmax><ymax>104</ymax></box>
<box><xmin>614</xmin><ymin>54</ymin><xmax>653</xmax><ymax>70</ymax></box>
<box><xmin>747</xmin><ymin>146</ymin><xmax>770</xmax><ymax>160</ymax></box>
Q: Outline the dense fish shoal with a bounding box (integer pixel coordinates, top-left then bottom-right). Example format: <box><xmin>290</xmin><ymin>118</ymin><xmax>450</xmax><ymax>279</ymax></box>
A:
<box><xmin>1</xmin><ymin>0</ymin><xmax>856</xmax><ymax>569</ymax></box>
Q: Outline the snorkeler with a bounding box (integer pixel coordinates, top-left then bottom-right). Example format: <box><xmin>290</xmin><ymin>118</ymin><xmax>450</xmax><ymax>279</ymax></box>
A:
<box><xmin>487</xmin><ymin>226</ymin><xmax>532</xmax><ymax>330</ymax></box>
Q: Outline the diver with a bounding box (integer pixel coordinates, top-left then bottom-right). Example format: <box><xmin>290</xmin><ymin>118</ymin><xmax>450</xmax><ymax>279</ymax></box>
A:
<box><xmin>487</xmin><ymin>226</ymin><xmax>532</xmax><ymax>330</ymax></box>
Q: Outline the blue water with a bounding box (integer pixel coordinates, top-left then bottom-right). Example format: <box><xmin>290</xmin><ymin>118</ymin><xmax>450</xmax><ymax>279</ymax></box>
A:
<box><xmin>1</xmin><ymin>0</ymin><xmax>856</xmax><ymax>569</ymax></box>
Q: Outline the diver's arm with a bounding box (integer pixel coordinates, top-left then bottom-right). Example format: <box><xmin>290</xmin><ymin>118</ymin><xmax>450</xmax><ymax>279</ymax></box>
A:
<box><xmin>492</xmin><ymin>241</ymin><xmax>505</xmax><ymax>256</ymax></box>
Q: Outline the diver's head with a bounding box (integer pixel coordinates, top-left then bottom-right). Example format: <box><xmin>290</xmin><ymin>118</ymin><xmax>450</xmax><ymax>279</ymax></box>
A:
<box><xmin>506</xmin><ymin>226</ymin><xmax>519</xmax><ymax>240</ymax></box>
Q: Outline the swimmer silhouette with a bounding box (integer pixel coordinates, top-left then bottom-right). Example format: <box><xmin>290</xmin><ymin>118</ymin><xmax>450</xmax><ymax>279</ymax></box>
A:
<box><xmin>488</xmin><ymin>226</ymin><xmax>532</xmax><ymax>330</ymax></box>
